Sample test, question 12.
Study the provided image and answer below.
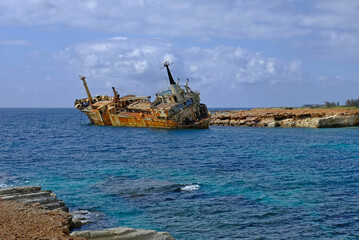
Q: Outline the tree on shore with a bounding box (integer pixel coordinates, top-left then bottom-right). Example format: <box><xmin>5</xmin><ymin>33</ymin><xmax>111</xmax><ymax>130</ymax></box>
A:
<box><xmin>346</xmin><ymin>98</ymin><xmax>359</xmax><ymax>107</ymax></box>
<box><xmin>325</xmin><ymin>101</ymin><xmax>336</xmax><ymax>108</ymax></box>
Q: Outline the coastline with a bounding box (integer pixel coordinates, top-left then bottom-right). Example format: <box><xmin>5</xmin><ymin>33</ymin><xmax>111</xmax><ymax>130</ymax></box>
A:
<box><xmin>0</xmin><ymin>186</ymin><xmax>175</xmax><ymax>240</ymax></box>
<box><xmin>0</xmin><ymin>199</ymin><xmax>83</xmax><ymax>240</ymax></box>
<box><xmin>210</xmin><ymin>108</ymin><xmax>359</xmax><ymax>128</ymax></box>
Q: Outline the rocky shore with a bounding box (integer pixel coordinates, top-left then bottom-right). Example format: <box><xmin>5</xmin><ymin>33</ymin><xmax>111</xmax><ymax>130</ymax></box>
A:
<box><xmin>71</xmin><ymin>228</ymin><xmax>174</xmax><ymax>240</ymax></box>
<box><xmin>0</xmin><ymin>199</ymin><xmax>82</xmax><ymax>240</ymax></box>
<box><xmin>0</xmin><ymin>186</ymin><xmax>175</xmax><ymax>240</ymax></box>
<box><xmin>0</xmin><ymin>186</ymin><xmax>69</xmax><ymax>212</ymax></box>
<box><xmin>210</xmin><ymin>108</ymin><xmax>359</xmax><ymax>128</ymax></box>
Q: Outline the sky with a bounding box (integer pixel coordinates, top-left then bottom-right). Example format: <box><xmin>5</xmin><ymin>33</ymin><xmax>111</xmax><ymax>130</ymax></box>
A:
<box><xmin>1</xmin><ymin>0</ymin><xmax>359</xmax><ymax>108</ymax></box>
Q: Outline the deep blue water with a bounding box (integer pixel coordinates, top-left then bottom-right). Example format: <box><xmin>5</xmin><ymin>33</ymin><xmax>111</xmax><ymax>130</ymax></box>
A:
<box><xmin>0</xmin><ymin>108</ymin><xmax>358</xmax><ymax>239</ymax></box>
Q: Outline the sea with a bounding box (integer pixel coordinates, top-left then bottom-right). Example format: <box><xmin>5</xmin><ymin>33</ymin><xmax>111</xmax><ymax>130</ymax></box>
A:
<box><xmin>0</xmin><ymin>108</ymin><xmax>358</xmax><ymax>239</ymax></box>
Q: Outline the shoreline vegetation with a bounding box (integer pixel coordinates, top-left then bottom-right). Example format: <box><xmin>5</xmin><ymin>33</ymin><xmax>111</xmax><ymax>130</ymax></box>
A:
<box><xmin>210</xmin><ymin>107</ymin><xmax>359</xmax><ymax>128</ymax></box>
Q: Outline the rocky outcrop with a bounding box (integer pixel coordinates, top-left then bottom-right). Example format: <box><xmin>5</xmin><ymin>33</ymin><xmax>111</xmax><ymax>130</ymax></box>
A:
<box><xmin>71</xmin><ymin>227</ymin><xmax>175</xmax><ymax>240</ymax></box>
<box><xmin>0</xmin><ymin>186</ymin><xmax>86</xmax><ymax>227</ymax></box>
<box><xmin>0</xmin><ymin>186</ymin><xmax>175</xmax><ymax>240</ymax></box>
<box><xmin>317</xmin><ymin>114</ymin><xmax>359</xmax><ymax>128</ymax></box>
<box><xmin>0</xmin><ymin>199</ymin><xmax>83</xmax><ymax>240</ymax></box>
<box><xmin>210</xmin><ymin>108</ymin><xmax>359</xmax><ymax>128</ymax></box>
<box><xmin>0</xmin><ymin>186</ymin><xmax>69</xmax><ymax>212</ymax></box>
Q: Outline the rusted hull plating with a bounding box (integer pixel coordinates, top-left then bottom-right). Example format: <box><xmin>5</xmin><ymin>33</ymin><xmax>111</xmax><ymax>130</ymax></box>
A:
<box><xmin>75</xmin><ymin>62</ymin><xmax>211</xmax><ymax>129</ymax></box>
<box><xmin>83</xmin><ymin>110</ymin><xmax>210</xmax><ymax>129</ymax></box>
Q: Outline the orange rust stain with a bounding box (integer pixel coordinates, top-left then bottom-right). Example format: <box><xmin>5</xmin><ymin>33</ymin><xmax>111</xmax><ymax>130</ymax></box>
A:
<box><xmin>107</xmin><ymin>113</ymin><xmax>179</xmax><ymax>128</ymax></box>
<box><xmin>102</xmin><ymin>110</ymin><xmax>112</xmax><ymax>125</ymax></box>
<box><xmin>84</xmin><ymin>110</ymin><xmax>210</xmax><ymax>129</ymax></box>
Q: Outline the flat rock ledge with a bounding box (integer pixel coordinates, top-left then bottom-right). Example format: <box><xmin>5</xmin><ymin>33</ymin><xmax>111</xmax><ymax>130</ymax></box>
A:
<box><xmin>210</xmin><ymin>108</ymin><xmax>359</xmax><ymax>128</ymax></box>
<box><xmin>71</xmin><ymin>227</ymin><xmax>175</xmax><ymax>240</ymax></box>
<box><xmin>0</xmin><ymin>199</ymin><xmax>82</xmax><ymax>240</ymax></box>
<box><xmin>0</xmin><ymin>186</ymin><xmax>176</xmax><ymax>240</ymax></box>
<box><xmin>0</xmin><ymin>186</ymin><xmax>69</xmax><ymax>212</ymax></box>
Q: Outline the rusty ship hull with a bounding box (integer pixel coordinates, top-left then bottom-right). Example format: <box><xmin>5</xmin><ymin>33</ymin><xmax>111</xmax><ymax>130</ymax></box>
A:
<box><xmin>75</xmin><ymin>61</ymin><xmax>211</xmax><ymax>129</ymax></box>
<box><xmin>84</xmin><ymin>109</ymin><xmax>211</xmax><ymax>129</ymax></box>
<box><xmin>82</xmin><ymin>103</ymin><xmax>210</xmax><ymax>129</ymax></box>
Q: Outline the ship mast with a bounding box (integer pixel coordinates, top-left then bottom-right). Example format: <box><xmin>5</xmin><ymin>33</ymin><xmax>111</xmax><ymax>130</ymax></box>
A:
<box><xmin>79</xmin><ymin>75</ymin><xmax>93</xmax><ymax>105</ymax></box>
<box><xmin>162</xmin><ymin>60</ymin><xmax>184</xmax><ymax>102</ymax></box>
<box><xmin>112</xmin><ymin>87</ymin><xmax>120</xmax><ymax>101</ymax></box>
<box><xmin>162</xmin><ymin>60</ymin><xmax>176</xmax><ymax>85</ymax></box>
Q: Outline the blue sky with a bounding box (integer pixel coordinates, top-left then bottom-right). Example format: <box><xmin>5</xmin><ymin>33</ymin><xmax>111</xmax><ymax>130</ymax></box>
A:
<box><xmin>1</xmin><ymin>0</ymin><xmax>359</xmax><ymax>108</ymax></box>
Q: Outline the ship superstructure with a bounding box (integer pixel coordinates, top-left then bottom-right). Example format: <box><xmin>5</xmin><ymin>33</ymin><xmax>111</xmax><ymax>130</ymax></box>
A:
<box><xmin>74</xmin><ymin>61</ymin><xmax>211</xmax><ymax>129</ymax></box>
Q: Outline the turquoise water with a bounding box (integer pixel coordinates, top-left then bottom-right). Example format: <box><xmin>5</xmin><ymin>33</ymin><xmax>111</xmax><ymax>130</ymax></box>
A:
<box><xmin>0</xmin><ymin>108</ymin><xmax>358</xmax><ymax>239</ymax></box>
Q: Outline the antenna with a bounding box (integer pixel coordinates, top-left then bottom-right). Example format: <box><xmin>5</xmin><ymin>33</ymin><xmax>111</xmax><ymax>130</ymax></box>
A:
<box><xmin>160</xmin><ymin>59</ymin><xmax>173</xmax><ymax>69</ymax></box>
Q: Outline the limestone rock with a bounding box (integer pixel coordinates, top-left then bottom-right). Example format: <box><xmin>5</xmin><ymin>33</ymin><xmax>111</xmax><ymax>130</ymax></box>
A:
<box><xmin>279</xmin><ymin>119</ymin><xmax>295</xmax><ymax>127</ymax></box>
<box><xmin>294</xmin><ymin>118</ymin><xmax>320</xmax><ymax>128</ymax></box>
<box><xmin>317</xmin><ymin>114</ymin><xmax>359</xmax><ymax>128</ymax></box>
<box><xmin>71</xmin><ymin>227</ymin><xmax>175</xmax><ymax>240</ymax></box>
<box><xmin>256</xmin><ymin>121</ymin><xmax>267</xmax><ymax>127</ymax></box>
<box><xmin>267</xmin><ymin>121</ymin><xmax>279</xmax><ymax>127</ymax></box>
<box><xmin>209</xmin><ymin>108</ymin><xmax>359</xmax><ymax>128</ymax></box>
<box><xmin>0</xmin><ymin>186</ymin><xmax>69</xmax><ymax>212</ymax></box>
<box><xmin>229</xmin><ymin>119</ymin><xmax>239</xmax><ymax>126</ymax></box>
<box><xmin>0</xmin><ymin>200</ymin><xmax>83</xmax><ymax>240</ymax></box>
<box><xmin>239</xmin><ymin>120</ymin><xmax>247</xmax><ymax>125</ymax></box>
<box><xmin>0</xmin><ymin>186</ymin><xmax>176</xmax><ymax>240</ymax></box>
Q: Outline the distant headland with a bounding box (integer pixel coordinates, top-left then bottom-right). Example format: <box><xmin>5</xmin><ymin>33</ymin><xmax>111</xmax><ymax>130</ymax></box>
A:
<box><xmin>210</xmin><ymin>107</ymin><xmax>359</xmax><ymax>128</ymax></box>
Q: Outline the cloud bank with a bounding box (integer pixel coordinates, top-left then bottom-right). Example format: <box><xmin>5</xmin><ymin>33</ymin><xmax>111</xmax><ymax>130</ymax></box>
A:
<box><xmin>56</xmin><ymin>38</ymin><xmax>304</xmax><ymax>100</ymax></box>
<box><xmin>1</xmin><ymin>0</ymin><xmax>358</xmax><ymax>42</ymax></box>
<box><xmin>0</xmin><ymin>0</ymin><xmax>358</xmax><ymax>107</ymax></box>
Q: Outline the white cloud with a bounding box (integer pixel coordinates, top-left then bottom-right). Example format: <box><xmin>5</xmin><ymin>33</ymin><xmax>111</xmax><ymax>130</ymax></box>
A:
<box><xmin>1</xmin><ymin>0</ymin><xmax>358</xmax><ymax>59</ymax></box>
<box><xmin>0</xmin><ymin>39</ymin><xmax>30</xmax><ymax>46</ymax></box>
<box><xmin>323</xmin><ymin>31</ymin><xmax>359</xmax><ymax>47</ymax></box>
<box><xmin>57</xmin><ymin>39</ymin><xmax>175</xmax><ymax>94</ymax></box>
<box><xmin>289</xmin><ymin>61</ymin><xmax>302</xmax><ymax>73</ymax></box>
<box><xmin>294</xmin><ymin>30</ymin><xmax>359</xmax><ymax>58</ymax></box>
<box><xmin>182</xmin><ymin>46</ymin><xmax>304</xmax><ymax>90</ymax></box>
<box><xmin>1</xmin><ymin>0</ymin><xmax>357</xmax><ymax>107</ymax></box>
<box><xmin>296</xmin><ymin>0</ymin><xmax>359</xmax><ymax>31</ymax></box>
<box><xmin>109</xmin><ymin>36</ymin><xmax>128</xmax><ymax>41</ymax></box>
<box><xmin>56</xmin><ymin>38</ymin><xmax>304</xmax><ymax>99</ymax></box>
<box><xmin>0</xmin><ymin>0</ymin><xmax>343</xmax><ymax>39</ymax></box>
<box><xmin>318</xmin><ymin>75</ymin><xmax>346</xmax><ymax>87</ymax></box>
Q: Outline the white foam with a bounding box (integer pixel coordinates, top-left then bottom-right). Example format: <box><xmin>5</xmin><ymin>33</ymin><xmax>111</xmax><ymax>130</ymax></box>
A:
<box><xmin>73</xmin><ymin>210</ymin><xmax>90</xmax><ymax>215</ymax></box>
<box><xmin>181</xmin><ymin>184</ymin><xmax>200</xmax><ymax>191</ymax></box>
<box><xmin>0</xmin><ymin>183</ymin><xmax>9</xmax><ymax>189</ymax></box>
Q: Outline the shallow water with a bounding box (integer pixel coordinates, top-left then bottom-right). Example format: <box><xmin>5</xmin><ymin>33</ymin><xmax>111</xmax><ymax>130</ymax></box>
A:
<box><xmin>0</xmin><ymin>108</ymin><xmax>358</xmax><ymax>239</ymax></box>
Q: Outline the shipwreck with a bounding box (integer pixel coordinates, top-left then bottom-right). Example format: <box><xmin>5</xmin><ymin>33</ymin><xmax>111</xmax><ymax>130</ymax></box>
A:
<box><xmin>74</xmin><ymin>61</ymin><xmax>211</xmax><ymax>129</ymax></box>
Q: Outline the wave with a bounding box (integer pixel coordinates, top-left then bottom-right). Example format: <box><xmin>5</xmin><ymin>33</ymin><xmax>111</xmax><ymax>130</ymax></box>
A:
<box><xmin>72</xmin><ymin>209</ymin><xmax>105</xmax><ymax>227</ymax></box>
<box><xmin>181</xmin><ymin>184</ymin><xmax>200</xmax><ymax>191</ymax></box>
<box><xmin>0</xmin><ymin>183</ymin><xmax>9</xmax><ymax>189</ymax></box>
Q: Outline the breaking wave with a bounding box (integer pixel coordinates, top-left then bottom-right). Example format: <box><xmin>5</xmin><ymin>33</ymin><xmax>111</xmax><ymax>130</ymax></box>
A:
<box><xmin>0</xmin><ymin>183</ymin><xmax>9</xmax><ymax>189</ymax></box>
<box><xmin>181</xmin><ymin>184</ymin><xmax>200</xmax><ymax>191</ymax></box>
